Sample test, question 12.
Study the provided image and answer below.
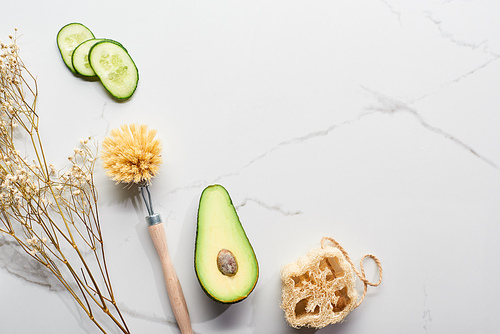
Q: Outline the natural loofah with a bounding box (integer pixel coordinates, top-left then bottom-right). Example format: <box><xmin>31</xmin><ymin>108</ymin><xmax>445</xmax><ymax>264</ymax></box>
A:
<box><xmin>280</xmin><ymin>237</ymin><xmax>382</xmax><ymax>329</ymax></box>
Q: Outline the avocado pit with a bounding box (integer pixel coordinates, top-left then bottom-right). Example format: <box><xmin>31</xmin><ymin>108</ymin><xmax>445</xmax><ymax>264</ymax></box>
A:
<box><xmin>217</xmin><ymin>249</ymin><xmax>238</xmax><ymax>276</ymax></box>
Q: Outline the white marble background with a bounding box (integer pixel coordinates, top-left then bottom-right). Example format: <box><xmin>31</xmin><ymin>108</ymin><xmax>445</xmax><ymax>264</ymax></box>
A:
<box><xmin>1</xmin><ymin>0</ymin><xmax>499</xmax><ymax>333</ymax></box>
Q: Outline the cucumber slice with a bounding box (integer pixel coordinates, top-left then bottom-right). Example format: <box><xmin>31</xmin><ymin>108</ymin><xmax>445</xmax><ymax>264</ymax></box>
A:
<box><xmin>89</xmin><ymin>41</ymin><xmax>138</xmax><ymax>99</ymax></box>
<box><xmin>57</xmin><ymin>23</ymin><xmax>94</xmax><ymax>73</ymax></box>
<box><xmin>72</xmin><ymin>38</ymin><xmax>104</xmax><ymax>77</ymax></box>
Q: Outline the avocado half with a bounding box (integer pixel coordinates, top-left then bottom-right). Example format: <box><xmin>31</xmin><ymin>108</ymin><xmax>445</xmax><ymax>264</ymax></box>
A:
<box><xmin>195</xmin><ymin>184</ymin><xmax>259</xmax><ymax>303</ymax></box>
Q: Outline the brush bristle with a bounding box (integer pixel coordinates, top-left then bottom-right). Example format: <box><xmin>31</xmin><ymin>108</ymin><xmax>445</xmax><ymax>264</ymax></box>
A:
<box><xmin>101</xmin><ymin>124</ymin><xmax>162</xmax><ymax>185</ymax></box>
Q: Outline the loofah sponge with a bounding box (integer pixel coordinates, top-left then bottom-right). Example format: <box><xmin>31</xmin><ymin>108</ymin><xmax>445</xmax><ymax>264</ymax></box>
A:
<box><xmin>280</xmin><ymin>237</ymin><xmax>382</xmax><ymax>329</ymax></box>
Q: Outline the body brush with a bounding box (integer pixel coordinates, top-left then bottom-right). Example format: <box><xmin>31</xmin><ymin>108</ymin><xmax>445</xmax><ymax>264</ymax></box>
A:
<box><xmin>101</xmin><ymin>124</ymin><xmax>193</xmax><ymax>334</ymax></box>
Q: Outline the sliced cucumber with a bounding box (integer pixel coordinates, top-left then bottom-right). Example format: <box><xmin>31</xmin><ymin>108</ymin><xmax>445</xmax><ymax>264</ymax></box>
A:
<box><xmin>57</xmin><ymin>23</ymin><xmax>94</xmax><ymax>73</ymax></box>
<box><xmin>89</xmin><ymin>41</ymin><xmax>138</xmax><ymax>99</ymax></box>
<box><xmin>72</xmin><ymin>38</ymin><xmax>104</xmax><ymax>77</ymax></box>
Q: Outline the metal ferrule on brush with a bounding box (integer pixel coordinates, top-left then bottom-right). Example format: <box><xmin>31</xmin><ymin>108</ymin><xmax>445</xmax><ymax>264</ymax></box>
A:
<box><xmin>145</xmin><ymin>213</ymin><xmax>162</xmax><ymax>226</ymax></box>
<box><xmin>139</xmin><ymin>185</ymin><xmax>162</xmax><ymax>226</ymax></box>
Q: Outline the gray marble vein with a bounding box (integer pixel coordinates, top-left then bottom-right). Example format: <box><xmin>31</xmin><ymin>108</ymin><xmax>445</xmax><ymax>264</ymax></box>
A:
<box><xmin>364</xmin><ymin>87</ymin><xmax>498</xmax><ymax>169</ymax></box>
<box><xmin>236</xmin><ymin>198</ymin><xmax>302</xmax><ymax>216</ymax></box>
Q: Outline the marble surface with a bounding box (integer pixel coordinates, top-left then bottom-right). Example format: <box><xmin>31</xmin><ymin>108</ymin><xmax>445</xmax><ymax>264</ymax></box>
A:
<box><xmin>1</xmin><ymin>0</ymin><xmax>500</xmax><ymax>333</ymax></box>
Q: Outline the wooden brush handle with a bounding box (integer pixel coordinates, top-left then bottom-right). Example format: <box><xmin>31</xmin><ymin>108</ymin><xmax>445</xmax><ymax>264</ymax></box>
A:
<box><xmin>148</xmin><ymin>223</ymin><xmax>193</xmax><ymax>334</ymax></box>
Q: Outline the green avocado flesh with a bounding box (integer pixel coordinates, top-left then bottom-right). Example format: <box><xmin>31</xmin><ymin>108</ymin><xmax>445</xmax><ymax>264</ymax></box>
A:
<box><xmin>195</xmin><ymin>185</ymin><xmax>258</xmax><ymax>303</ymax></box>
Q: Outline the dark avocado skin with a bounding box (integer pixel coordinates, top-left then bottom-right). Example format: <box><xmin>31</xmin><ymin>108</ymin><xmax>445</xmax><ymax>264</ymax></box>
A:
<box><xmin>194</xmin><ymin>184</ymin><xmax>259</xmax><ymax>304</ymax></box>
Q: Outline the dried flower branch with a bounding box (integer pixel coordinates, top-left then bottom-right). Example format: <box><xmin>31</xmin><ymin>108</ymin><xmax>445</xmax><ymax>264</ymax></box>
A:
<box><xmin>0</xmin><ymin>31</ymin><xmax>129</xmax><ymax>333</ymax></box>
